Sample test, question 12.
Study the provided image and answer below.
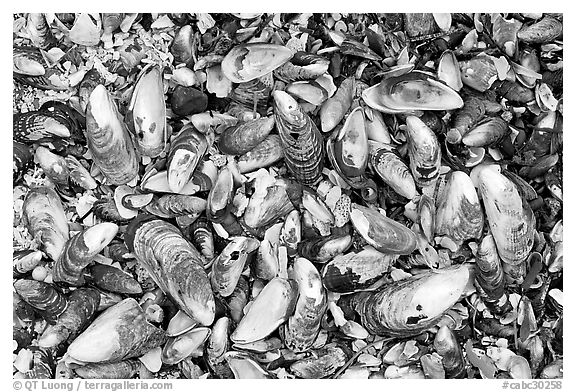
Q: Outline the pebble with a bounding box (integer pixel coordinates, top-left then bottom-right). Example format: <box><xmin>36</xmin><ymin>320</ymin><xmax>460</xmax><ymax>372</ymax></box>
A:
<box><xmin>171</xmin><ymin>86</ymin><xmax>208</xmax><ymax>116</ymax></box>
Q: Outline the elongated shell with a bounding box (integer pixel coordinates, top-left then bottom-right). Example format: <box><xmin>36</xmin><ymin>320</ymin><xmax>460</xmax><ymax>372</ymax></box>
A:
<box><xmin>243</xmin><ymin>177</ymin><xmax>298</xmax><ymax>229</ymax></box>
<box><xmin>224</xmin><ymin>352</ymin><xmax>273</xmax><ymax>379</ymax></box>
<box><xmin>322</xmin><ymin>246</ymin><xmax>395</xmax><ymax>294</ymax></box>
<box><xmin>226</xmin><ymin>276</ymin><xmax>249</xmax><ymax>324</ymax></box>
<box><xmin>492</xmin><ymin>14</ymin><xmax>522</xmax><ymax>57</ymax></box>
<box><xmin>207</xmin><ymin>166</ymin><xmax>234</xmax><ymax>223</ymax></box>
<box><xmin>162</xmin><ymin>327</ymin><xmax>211</xmax><ymax>365</ymax></box>
<box><xmin>290</xmin><ymin>345</ymin><xmax>348</xmax><ymax>379</ymax></box>
<box><xmin>167</xmin><ymin>127</ymin><xmax>211</xmax><ymax>193</ymax></box>
<box><xmin>437</xmin><ymin>50</ymin><xmax>462</xmax><ymax>91</ymax></box>
<box><xmin>353</xmin><ymin>264</ymin><xmax>474</xmax><ymax>337</ymax></box>
<box><xmin>26</xmin><ymin>13</ymin><xmax>57</xmax><ymax>50</ymax></box>
<box><xmin>22</xmin><ymin>187</ymin><xmax>69</xmax><ymax>262</ymax></box>
<box><xmin>297</xmin><ymin>233</ymin><xmax>352</xmax><ymax>263</ymax></box>
<box><xmin>188</xmin><ymin>216</ymin><xmax>215</xmax><ymax>261</ymax></box>
<box><xmin>362</xmin><ymin>71</ymin><xmax>463</xmax><ymax>113</ymax></box>
<box><xmin>66</xmin><ymin>298</ymin><xmax>166</xmax><ymax>364</ymax></box>
<box><xmin>405</xmin><ymin>115</ymin><xmax>441</xmax><ymax>187</ymax></box>
<box><xmin>350</xmin><ymin>203</ymin><xmax>417</xmax><ymax>255</ymax></box>
<box><xmin>13</xmin><ymin>280</ymin><xmax>68</xmax><ymax>324</ymax></box>
<box><xmin>53</xmin><ymin>223</ymin><xmax>119</xmax><ymax>286</ymax></box>
<box><xmin>283</xmin><ymin>257</ymin><xmax>327</xmax><ymax>353</ymax></box>
<box><xmin>13</xmin><ymin>111</ymin><xmax>71</xmax><ymax>143</ymax></box>
<box><xmin>206</xmin><ymin>317</ymin><xmax>234</xmax><ymax>379</ymax></box>
<box><xmin>434</xmin><ymin>326</ymin><xmax>465</xmax><ymax>378</ymax></box>
<box><xmin>237</xmin><ymin>134</ymin><xmax>284</xmax><ymax>173</ymax></box>
<box><xmin>230</xmin><ymin>277</ymin><xmax>298</xmax><ymax>344</ymax></box>
<box><xmin>462</xmin><ymin>117</ymin><xmax>509</xmax><ymax>147</ymax></box>
<box><xmin>38</xmin><ymin>288</ymin><xmax>100</xmax><ymax>348</ymax></box>
<box><xmin>90</xmin><ymin>264</ymin><xmax>143</xmax><ymax>295</ymax></box>
<box><xmin>34</xmin><ymin>146</ymin><xmax>69</xmax><ymax>185</ymax></box>
<box><xmin>230</xmin><ymin>73</ymin><xmax>273</xmax><ymax>116</ymax></box>
<box><xmin>218</xmin><ymin>116</ymin><xmax>274</xmax><ymax>155</ymax></box>
<box><xmin>517</xmin><ymin>15</ymin><xmax>562</xmax><ymax>44</ymax></box>
<box><xmin>85</xmin><ymin>85</ymin><xmax>138</xmax><ymax>185</ymax></box>
<box><xmin>74</xmin><ymin>359</ymin><xmax>140</xmax><ymax>379</ymax></box>
<box><xmin>211</xmin><ymin>237</ymin><xmax>260</xmax><ymax>297</ymax></box>
<box><xmin>125</xmin><ymin>217</ymin><xmax>215</xmax><ymax>326</ymax></box>
<box><xmin>447</xmin><ymin>96</ymin><xmax>485</xmax><ymax>144</ymax></box>
<box><xmin>254</xmin><ymin>223</ymin><xmax>282</xmax><ymax>280</ymax></box>
<box><xmin>126</xmin><ymin>64</ymin><xmax>166</xmax><ymax>157</ymax></box>
<box><xmin>320</xmin><ymin>77</ymin><xmax>354</xmax><ymax>132</ymax></box>
<box><xmin>476</xmin><ymin>167</ymin><xmax>535</xmax><ymax>265</ymax></box>
<box><xmin>435</xmin><ymin>171</ymin><xmax>483</xmax><ymax>244</ymax></box>
<box><xmin>369</xmin><ymin>141</ymin><xmax>416</xmax><ymax>199</ymax></box>
<box><xmin>274</xmin><ymin>90</ymin><xmax>324</xmax><ymax>185</ymax></box>
<box><xmin>222</xmin><ymin>43</ymin><xmax>293</xmax><ymax>83</ymax></box>
<box><xmin>475</xmin><ymin>235</ymin><xmax>511</xmax><ymax>315</ymax></box>
<box><xmin>147</xmin><ymin>194</ymin><xmax>207</xmax><ymax>219</ymax></box>
<box><xmin>13</xmin><ymin>141</ymin><xmax>32</xmax><ymax>183</ymax></box>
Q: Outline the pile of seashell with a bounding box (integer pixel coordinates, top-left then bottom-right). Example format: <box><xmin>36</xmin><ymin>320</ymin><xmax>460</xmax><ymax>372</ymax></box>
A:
<box><xmin>13</xmin><ymin>12</ymin><xmax>562</xmax><ymax>380</ymax></box>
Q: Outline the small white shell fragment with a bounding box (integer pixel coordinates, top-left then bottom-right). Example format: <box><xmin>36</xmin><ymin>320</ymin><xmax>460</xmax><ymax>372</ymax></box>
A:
<box><xmin>13</xmin><ymin>348</ymin><xmax>33</xmax><ymax>373</ymax></box>
<box><xmin>139</xmin><ymin>346</ymin><xmax>162</xmax><ymax>372</ymax></box>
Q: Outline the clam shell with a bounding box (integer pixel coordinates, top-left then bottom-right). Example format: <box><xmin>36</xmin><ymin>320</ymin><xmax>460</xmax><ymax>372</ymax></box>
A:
<box><xmin>38</xmin><ymin>288</ymin><xmax>100</xmax><ymax>348</ymax></box>
<box><xmin>211</xmin><ymin>237</ymin><xmax>260</xmax><ymax>297</ymax></box>
<box><xmin>22</xmin><ymin>187</ymin><xmax>69</xmax><ymax>262</ymax></box>
<box><xmin>362</xmin><ymin>71</ymin><xmax>463</xmax><ymax>113</ymax></box>
<box><xmin>274</xmin><ymin>90</ymin><xmax>324</xmax><ymax>185</ymax></box>
<box><xmin>74</xmin><ymin>359</ymin><xmax>140</xmax><ymax>379</ymax></box>
<box><xmin>90</xmin><ymin>264</ymin><xmax>142</xmax><ymax>295</ymax></box>
<box><xmin>353</xmin><ymin>264</ymin><xmax>474</xmax><ymax>337</ymax></box>
<box><xmin>322</xmin><ymin>246</ymin><xmax>395</xmax><ymax>293</ymax></box>
<box><xmin>126</xmin><ymin>64</ymin><xmax>167</xmax><ymax>158</ymax></box>
<box><xmin>125</xmin><ymin>217</ymin><xmax>215</xmax><ymax>326</ymax></box>
<box><xmin>167</xmin><ymin>127</ymin><xmax>211</xmax><ymax>193</ymax></box>
<box><xmin>53</xmin><ymin>223</ymin><xmax>119</xmax><ymax>286</ymax></box>
<box><xmin>162</xmin><ymin>327</ymin><xmax>211</xmax><ymax>365</ymax></box>
<box><xmin>218</xmin><ymin>116</ymin><xmax>274</xmax><ymax>155</ymax></box>
<box><xmin>85</xmin><ymin>85</ymin><xmax>139</xmax><ymax>185</ymax></box>
<box><xmin>435</xmin><ymin>171</ymin><xmax>484</xmax><ymax>244</ymax></box>
<box><xmin>350</xmin><ymin>203</ymin><xmax>417</xmax><ymax>255</ymax></box>
<box><xmin>224</xmin><ymin>351</ymin><xmax>273</xmax><ymax>379</ymax></box>
<box><xmin>405</xmin><ymin>115</ymin><xmax>441</xmax><ymax>187</ymax></box>
<box><xmin>369</xmin><ymin>141</ymin><xmax>416</xmax><ymax>200</ymax></box>
<box><xmin>327</xmin><ymin>107</ymin><xmax>369</xmax><ymax>179</ymax></box>
<box><xmin>462</xmin><ymin>117</ymin><xmax>510</xmax><ymax>147</ymax></box>
<box><xmin>67</xmin><ymin>298</ymin><xmax>166</xmax><ymax>364</ymax></box>
<box><xmin>230</xmin><ymin>277</ymin><xmax>297</xmax><ymax>344</ymax></box>
<box><xmin>476</xmin><ymin>167</ymin><xmax>535</xmax><ymax>265</ymax></box>
<box><xmin>14</xmin><ymin>280</ymin><xmax>68</xmax><ymax>324</ymax></box>
<box><xmin>460</xmin><ymin>56</ymin><xmax>498</xmax><ymax>92</ymax></box>
<box><xmin>283</xmin><ymin>257</ymin><xmax>327</xmax><ymax>353</ymax></box>
<box><xmin>320</xmin><ymin>77</ymin><xmax>354</xmax><ymax>133</ymax></box>
<box><xmin>434</xmin><ymin>326</ymin><xmax>465</xmax><ymax>378</ymax></box>
<box><xmin>290</xmin><ymin>345</ymin><xmax>348</xmax><ymax>379</ymax></box>
<box><xmin>222</xmin><ymin>43</ymin><xmax>293</xmax><ymax>83</ymax></box>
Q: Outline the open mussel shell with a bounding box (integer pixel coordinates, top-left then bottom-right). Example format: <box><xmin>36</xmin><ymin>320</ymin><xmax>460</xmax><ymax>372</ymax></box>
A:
<box><xmin>237</xmin><ymin>134</ymin><xmax>284</xmax><ymax>174</ymax></box>
<box><xmin>218</xmin><ymin>116</ymin><xmax>274</xmax><ymax>155</ymax></box>
<box><xmin>476</xmin><ymin>166</ymin><xmax>536</xmax><ymax>265</ymax></box>
<box><xmin>167</xmin><ymin>127</ymin><xmax>211</xmax><ymax>194</ymax></box>
<box><xmin>211</xmin><ymin>236</ymin><xmax>260</xmax><ymax>297</ymax></box>
<box><xmin>85</xmin><ymin>84</ymin><xmax>139</xmax><ymax>185</ymax></box>
<box><xmin>320</xmin><ymin>77</ymin><xmax>354</xmax><ymax>133</ymax></box>
<box><xmin>38</xmin><ymin>288</ymin><xmax>100</xmax><ymax>348</ymax></box>
<box><xmin>221</xmin><ymin>43</ymin><xmax>293</xmax><ymax>83</ymax></box>
<box><xmin>166</xmin><ymin>310</ymin><xmax>197</xmax><ymax>338</ymax></box>
<box><xmin>350</xmin><ymin>203</ymin><xmax>417</xmax><ymax>255</ymax></box>
<box><xmin>126</xmin><ymin>64</ymin><xmax>167</xmax><ymax>158</ymax></box>
<box><xmin>362</xmin><ymin>71</ymin><xmax>463</xmax><ymax>113</ymax></box>
<box><xmin>283</xmin><ymin>257</ymin><xmax>327</xmax><ymax>353</ymax></box>
<box><xmin>22</xmin><ymin>187</ymin><xmax>69</xmax><ymax>262</ymax></box>
<box><xmin>231</xmin><ymin>277</ymin><xmax>298</xmax><ymax>344</ymax></box>
<box><xmin>405</xmin><ymin>115</ymin><xmax>441</xmax><ymax>187</ymax></box>
<box><xmin>53</xmin><ymin>222</ymin><xmax>119</xmax><ymax>286</ymax></box>
<box><xmin>274</xmin><ymin>90</ymin><xmax>324</xmax><ymax>185</ymax></box>
<box><xmin>462</xmin><ymin>117</ymin><xmax>510</xmax><ymax>147</ymax></box>
<box><xmin>327</xmin><ymin>107</ymin><xmax>369</xmax><ymax>180</ymax></box>
<box><xmin>74</xmin><ymin>359</ymin><xmax>141</xmax><ymax>379</ymax></box>
<box><xmin>224</xmin><ymin>351</ymin><xmax>273</xmax><ymax>379</ymax></box>
<box><xmin>90</xmin><ymin>264</ymin><xmax>142</xmax><ymax>295</ymax></box>
<box><xmin>66</xmin><ymin>298</ymin><xmax>166</xmax><ymax>364</ymax></box>
<box><xmin>352</xmin><ymin>264</ymin><xmax>474</xmax><ymax>337</ymax></box>
<box><xmin>369</xmin><ymin>141</ymin><xmax>416</xmax><ymax>200</ymax></box>
<box><xmin>162</xmin><ymin>327</ymin><xmax>211</xmax><ymax>365</ymax></box>
<box><xmin>14</xmin><ymin>280</ymin><xmax>68</xmax><ymax>324</ymax></box>
<box><xmin>435</xmin><ymin>171</ymin><xmax>484</xmax><ymax>244</ymax></box>
<box><xmin>125</xmin><ymin>217</ymin><xmax>215</xmax><ymax>326</ymax></box>
<box><xmin>437</xmin><ymin>50</ymin><xmax>462</xmax><ymax>91</ymax></box>
<box><xmin>322</xmin><ymin>246</ymin><xmax>395</xmax><ymax>294</ymax></box>
<box><xmin>290</xmin><ymin>344</ymin><xmax>348</xmax><ymax>379</ymax></box>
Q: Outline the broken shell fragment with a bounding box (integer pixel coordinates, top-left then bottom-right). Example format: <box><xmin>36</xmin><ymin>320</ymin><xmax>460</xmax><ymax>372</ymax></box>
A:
<box><xmin>53</xmin><ymin>223</ymin><xmax>119</xmax><ymax>286</ymax></box>
<box><xmin>283</xmin><ymin>257</ymin><xmax>327</xmax><ymax>353</ymax></box>
<box><xmin>85</xmin><ymin>85</ymin><xmax>139</xmax><ymax>185</ymax></box>
<box><xmin>222</xmin><ymin>43</ymin><xmax>293</xmax><ymax>83</ymax></box>
<box><xmin>231</xmin><ymin>277</ymin><xmax>297</xmax><ymax>344</ymax></box>
<box><xmin>211</xmin><ymin>236</ymin><xmax>260</xmax><ymax>297</ymax></box>
<box><xmin>243</xmin><ymin>176</ymin><xmax>298</xmax><ymax>229</ymax></box>
<box><xmin>405</xmin><ymin>116</ymin><xmax>441</xmax><ymax>187</ymax></box>
<box><xmin>350</xmin><ymin>203</ymin><xmax>417</xmax><ymax>255</ymax></box>
<box><xmin>460</xmin><ymin>56</ymin><xmax>498</xmax><ymax>92</ymax></box>
<box><xmin>125</xmin><ymin>217</ymin><xmax>215</xmax><ymax>326</ymax></box>
<box><xmin>353</xmin><ymin>264</ymin><xmax>474</xmax><ymax>337</ymax></box>
<box><xmin>162</xmin><ymin>327</ymin><xmax>211</xmax><ymax>365</ymax></box>
<box><xmin>14</xmin><ymin>280</ymin><xmax>68</xmax><ymax>324</ymax></box>
<box><xmin>66</xmin><ymin>298</ymin><xmax>166</xmax><ymax>364</ymax></box>
<box><xmin>492</xmin><ymin>15</ymin><xmax>522</xmax><ymax>57</ymax></box>
<box><xmin>206</xmin><ymin>317</ymin><xmax>233</xmax><ymax>379</ymax></box>
<box><xmin>362</xmin><ymin>71</ymin><xmax>463</xmax><ymax>113</ymax></box>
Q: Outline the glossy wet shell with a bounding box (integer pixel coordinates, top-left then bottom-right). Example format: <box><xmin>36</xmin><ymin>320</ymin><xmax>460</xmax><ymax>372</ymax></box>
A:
<box><xmin>237</xmin><ymin>134</ymin><xmax>284</xmax><ymax>174</ymax></box>
<box><xmin>218</xmin><ymin>116</ymin><xmax>274</xmax><ymax>155</ymax></box>
<box><xmin>162</xmin><ymin>327</ymin><xmax>211</xmax><ymax>365</ymax></box>
<box><xmin>90</xmin><ymin>264</ymin><xmax>143</xmax><ymax>295</ymax></box>
<box><xmin>353</xmin><ymin>264</ymin><xmax>473</xmax><ymax>337</ymax></box>
<box><xmin>435</xmin><ymin>171</ymin><xmax>484</xmax><ymax>243</ymax></box>
<box><xmin>462</xmin><ymin>117</ymin><xmax>510</xmax><ymax>147</ymax></box>
<box><xmin>14</xmin><ymin>280</ymin><xmax>68</xmax><ymax>324</ymax></box>
<box><xmin>350</xmin><ymin>203</ymin><xmax>417</xmax><ymax>255</ymax></box>
<box><xmin>328</xmin><ymin>107</ymin><xmax>369</xmax><ymax>179</ymax></box>
<box><xmin>167</xmin><ymin>127</ymin><xmax>210</xmax><ymax>193</ymax></box>
<box><xmin>243</xmin><ymin>178</ymin><xmax>297</xmax><ymax>229</ymax></box>
<box><xmin>297</xmin><ymin>233</ymin><xmax>352</xmax><ymax>263</ymax></box>
<box><xmin>221</xmin><ymin>43</ymin><xmax>293</xmax><ymax>83</ymax></box>
<box><xmin>125</xmin><ymin>217</ymin><xmax>215</xmax><ymax>326</ymax></box>
<box><xmin>320</xmin><ymin>77</ymin><xmax>354</xmax><ymax>133</ymax></box>
<box><xmin>477</xmin><ymin>168</ymin><xmax>536</xmax><ymax>265</ymax></box>
<box><xmin>369</xmin><ymin>142</ymin><xmax>416</xmax><ymax>199</ymax></box>
<box><xmin>405</xmin><ymin>116</ymin><xmax>441</xmax><ymax>187</ymax></box>
<box><xmin>434</xmin><ymin>326</ymin><xmax>465</xmax><ymax>378</ymax></box>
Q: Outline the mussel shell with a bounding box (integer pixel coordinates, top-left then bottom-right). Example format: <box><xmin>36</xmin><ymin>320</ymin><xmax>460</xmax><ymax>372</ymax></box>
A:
<box><xmin>13</xmin><ymin>280</ymin><xmax>68</xmax><ymax>324</ymax></box>
<box><xmin>353</xmin><ymin>264</ymin><xmax>473</xmax><ymax>337</ymax></box>
<box><xmin>405</xmin><ymin>115</ymin><xmax>441</xmax><ymax>187</ymax></box>
<box><xmin>74</xmin><ymin>359</ymin><xmax>140</xmax><ymax>379</ymax></box>
<box><xmin>322</xmin><ymin>246</ymin><xmax>395</xmax><ymax>294</ymax></box>
<box><xmin>362</xmin><ymin>71</ymin><xmax>463</xmax><ymax>113</ymax></box>
<box><xmin>170</xmin><ymin>25</ymin><xmax>194</xmax><ymax>65</ymax></box>
<box><xmin>462</xmin><ymin>117</ymin><xmax>510</xmax><ymax>147</ymax></box>
<box><xmin>437</xmin><ymin>50</ymin><xmax>463</xmax><ymax>91</ymax></box>
<box><xmin>211</xmin><ymin>236</ymin><xmax>260</xmax><ymax>297</ymax></box>
<box><xmin>459</xmin><ymin>56</ymin><xmax>498</xmax><ymax>92</ymax></box>
<box><xmin>517</xmin><ymin>15</ymin><xmax>562</xmax><ymax>44</ymax></box>
<box><xmin>207</xmin><ymin>166</ymin><xmax>234</xmax><ymax>223</ymax></box>
<box><xmin>434</xmin><ymin>326</ymin><xmax>466</xmax><ymax>378</ymax></box>
<box><xmin>162</xmin><ymin>327</ymin><xmax>211</xmax><ymax>365</ymax></box>
<box><xmin>350</xmin><ymin>203</ymin><xmax>417</xmax><ymax>255</ymax></box>
<box><xmin>90</xmin><ymin>264</ymin><xmax>142</xmax><ymax>295</ymax></box>
<box><xmin>13</xmin><ymin>111</ymin><xmax>71</xmax><ymax>144</ymax></box>
<box><xmin>67</xmin><ymin>298</ymin><xmax>166</xmax><ymax>364</ymax></box>
<box><xmin>13</xmin><ymin>141</ymin><xmax>33</xmax><ymax>183</ymax></box>
<box><xmin>320</xmin><ymin>77</ymin><xmax>354</xmax><ymax>133</ymax></box>
<box><xmin>206</xmin><ymin>317</ymin><xmax>234</xmax><ymax>378</ymax></box>
<box><xmin>224</xmin><ymin>351</ymin><xmax>273</xmax><ymax>379</ymax></box>
<box><xmin>167</xmin><ymin>127</ymin><xmax>211</xmax><ymax>193</ymax></box>
<box><xmin>218</xmin><ymin>116</ymin><xmax>274</xmax><ymax>155</ymax></box>
<box><xmin>290</xmin><ymin>345</ymin><xmax>348</xmax><ymax>379</ymax></box>
<box><xmin>369</xmin><ymin>141</ymin><xmax>416</xmax><ymax>200</ymax></box>
<box><xmin>237</xmin><ymin>134</ymin><xmax>284</xmax><ymax>173</ymax></box>
<box><xmin>230</xmin><ymin>73</ymin><xmax>273</xmax><ymax>115</ymax></box>
<box><xmin>243</xmin><ymin>177</ymin><xmax>297</xmax><ymax>229</ymax></box>
<box><xmin>327</xmin><ymin>107</ymin><xmax>369</xmax><ymax>179</ymax></box>
<box><xmin>222</xmin><ymin>43</ymin><xmax>293</xmax><ymax>83</ymax></box>
<box><xmin>297</xmin><ymin>233</ymin><xmax>352</xmax><ymax>263</ymax></box>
